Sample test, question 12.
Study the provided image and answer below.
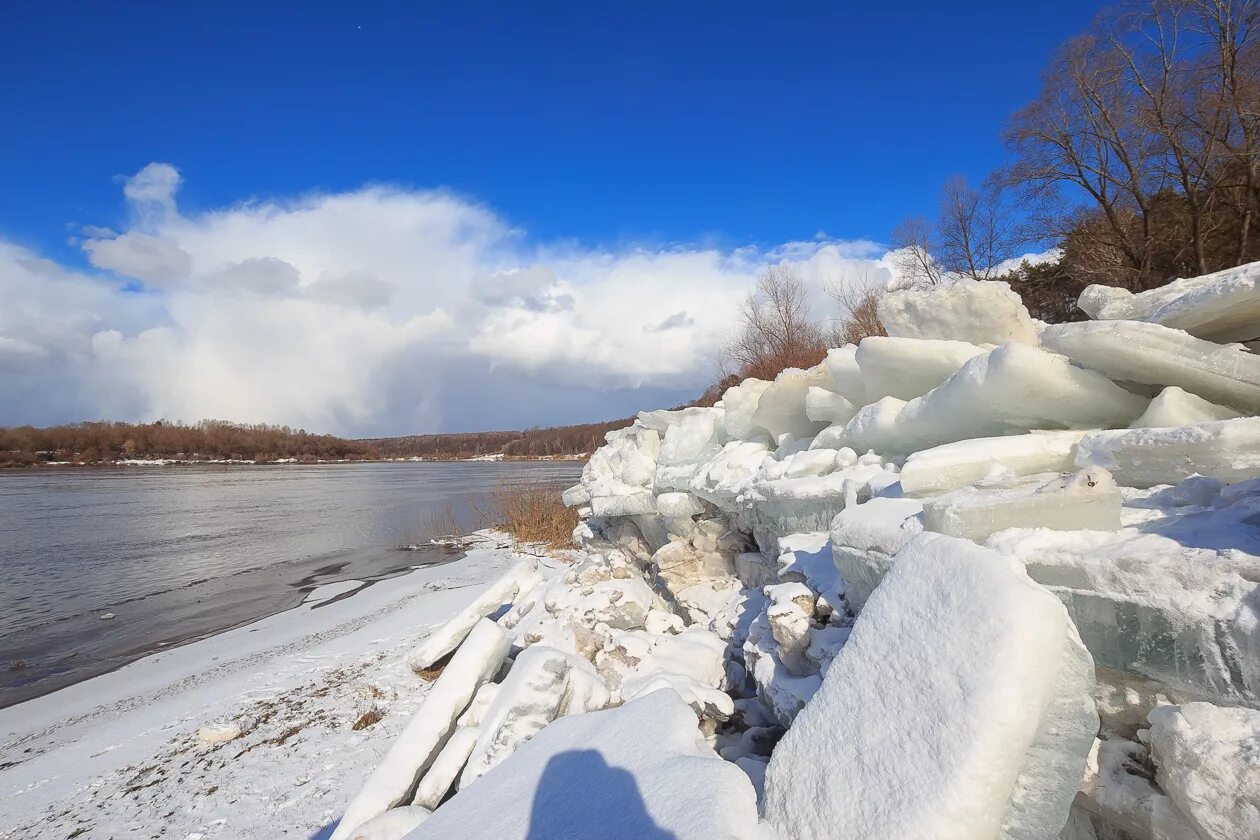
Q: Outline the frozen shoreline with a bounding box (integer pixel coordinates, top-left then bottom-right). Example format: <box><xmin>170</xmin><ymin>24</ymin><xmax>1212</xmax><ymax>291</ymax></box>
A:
<box><xmin>0</xmin><ymin>535</ymin><xmax>547</xmax><ymax>839</ymax></box>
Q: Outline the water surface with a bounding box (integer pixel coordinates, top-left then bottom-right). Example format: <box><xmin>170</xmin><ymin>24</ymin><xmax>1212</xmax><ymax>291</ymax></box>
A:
<box><xmin>0</xmin><ymin>461</ymin><xmax>581</xmax><ymax>707</ymax></box>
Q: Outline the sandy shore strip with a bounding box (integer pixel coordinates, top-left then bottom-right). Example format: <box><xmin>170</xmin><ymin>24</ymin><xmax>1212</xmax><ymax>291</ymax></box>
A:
<box><xmin>0</xmin><ymin>534</ymin><xmax>559</xmax><ymax>840</ymax></box>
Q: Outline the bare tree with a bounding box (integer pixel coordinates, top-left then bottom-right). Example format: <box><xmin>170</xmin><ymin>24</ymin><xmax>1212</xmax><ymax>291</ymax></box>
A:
<box><xmin>723</xmin><ymin>266</ymin><xmax>827</xmax><ymax>380</ymax></box>
<box><xmin>889</xmin><ymin>215</ymin><xmax>943</xmax><ymax>287</ymax></box>
<box><xmin>936</xmin><ymin>175</ymin><xmax>1020</xmax><ymax>280</ymax></box>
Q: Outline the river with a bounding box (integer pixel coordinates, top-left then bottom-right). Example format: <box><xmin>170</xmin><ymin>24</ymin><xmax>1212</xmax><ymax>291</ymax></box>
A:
<box><xmin>0</xmin><ymin>460</ymin><xmax>582</xmax><ymax>708</ymax></box>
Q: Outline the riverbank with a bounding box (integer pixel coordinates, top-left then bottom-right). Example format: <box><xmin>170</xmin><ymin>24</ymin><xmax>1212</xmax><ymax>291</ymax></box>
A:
<box><xmin>0</xmin><ymin>534</ymin><xmax>554</xmax><ymax>839</ymax></box>
<box><xmin>0</xmin><ymin>454</ymin><xmax>588</xmax><ymax>470</ymax></box>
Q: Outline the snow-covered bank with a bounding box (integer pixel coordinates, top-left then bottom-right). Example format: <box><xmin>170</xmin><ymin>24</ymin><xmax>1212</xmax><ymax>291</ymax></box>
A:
<box><xmin>0</xmin><ymin>537</ymin><xmax>543</xmax><ymax>839</ymax></box>
<box><xmin>322</xmin><ymin>265</ymin><xmax>1260</xmax><ymax>840</ymax></box>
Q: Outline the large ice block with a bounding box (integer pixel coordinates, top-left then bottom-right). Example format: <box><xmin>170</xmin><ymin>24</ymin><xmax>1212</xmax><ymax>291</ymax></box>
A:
<box><xmin>1146</xmin><ymin>702</ymin><xmax>1260</xmax><ymax>840</ymax></box>
<box><xmin>752</xmin><ymin>366</ymin><xmax>832</xmax><ymax>441</ymax></box>
<box><xmin>689</xmin><ymin>439</ymin><xmax>771</xmax><ymax>511</ymax></box>
<box><xmin>764</xmin><ymin>533</ymin><xmax>1098</xmax><ymax>840</ymax></box>
<box><xmin>655</xmin><ymin>407</ymin><xmax>727</xmax><ymax>492</ymax></box>
<box><xmin>722</xmin><ymin>378</ymin><xmax>772</xmax><ymax>440</ymax></box>
<box><xmin>922</xmin><ymin>469</ymin><xmax>1121</xmax><ymax>543</ymax></box>
<box><xmin>988</xmin><ymin>527</ymin><xmax>1260</xmax><ymax>706</ymax></box>
<box><xmin>828</xmin><ymin>497</ymin><xmax>924</xmax><ymax>612</ymax></box>
<box><xmin>877</xmin><ymin>280</ymin><xmax>1040</xmax><ymax>345</ymax></box>
<box><xmin>804</xmin><ymin>385</ymin><xmax>856</xmax><ymax>424</ymax></box>
<box><xmin>1041</xmin><ymin>320</ymin><xmax>1260</xmax><ymax>413</ymax></box>
<box><xmin>898</xmin><ymin>431</ymin><xmax>1087</xmax><ymax>496</ymax></box>
<box><xmin>855</xmin><ymin>335</ymin><xmax>989</xmax><ymax>401</ymax></box>
<box><xmin>1078</xmin><ymin>262</ymin><xmax>1260</xmax><ymax>344</ymax></box>
<box><xmin>825</xmin><ymin>345</ymin><xmax>866</xmax><ymax>406</ymax></box>
<box><xmin>745</xmin><ymin>462</ymin><xmax>893</xmax><ymax>546</ymax></box>
<box><xmin>1074</xmin><ymin>417</ymin><xmax>1260</xmax><ymax>488</ymax></box>
<box><xmin>406</xmin><ymin>689</ymin><xmax>764</xmax><ymax>840</ymax></box>
<box><xmin>852</xmin><ymin>343</ymin><xmax>1147</xmax><ymax>456</ymax></box>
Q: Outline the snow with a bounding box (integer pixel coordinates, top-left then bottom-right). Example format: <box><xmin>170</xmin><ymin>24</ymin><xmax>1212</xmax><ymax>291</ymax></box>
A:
<box><xmin>1074</xmin><ymin>417</ymin><xmax>1260</xmax><ymax>488</ymax></box>
<box><xmin>404</xmin><ymin>689</ymin><xmax>765</xmax><ymax>840</ymax></box>
<box><xmin>1078</xmin><ymin>261</ymin><xmax>1260</xmax><ymax>344</ymax></box>
<box><xmin>411</xmin><ymin>726</ymin><xmax>477</xmax><ymax>809</ymax></box>
<box><xmin>331</xmin><ymin>618</ymin><xmax>511</xmax><ymax>840</ymax></box>
<box><xmin>897</xmin><ymin>430</ymin><xmax>1087</xmax><ymax>496</ymax></box>
<box><xmin>855</xmin><ymin>335</ymin><xmax>989</xmax><ymax>402</ymax></box>
<box><xmin>1041</xmin><ymin>320</ymin><xmax>1260</xmax><ymax>413</ymax></box>
<box><xmin>764</xmin><ymin>533</ymin><xmax>1097</xmax><ymax>840</ymax></box>
<box><xmin>0</xmin><ymin>539</ymin><xmax>529</xmax><ymax>840</ymax></box>
<box><xmin>921</xmin><ymin>468</ymin><xmax>1121</xmax><ymax>542</ymax></box>
<box><xmin>1147</xmin><ymin>702</ymin><xmax>1260</xmax><ymax>840</ymax></box>
<box><xmin>346</xmin><ymin>807</ymin><xmax>431</xmax><ymax>839</ymax></box>
<box><xmin>877</xmin><ymin>280</ymin><xmax>1040</xmax><ymax>345</ymax></box>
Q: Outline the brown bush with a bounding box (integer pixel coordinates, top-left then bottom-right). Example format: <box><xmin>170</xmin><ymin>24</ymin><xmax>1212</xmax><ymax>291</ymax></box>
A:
<box><xmin>828</xmin><ymin>283</ymin><xmax>888</xmax><ymax>346</ymax></box>
<box><xmin>723</xmin><ymin>266</ymin><xmax>829</xmax><ymax>381</ymax></box>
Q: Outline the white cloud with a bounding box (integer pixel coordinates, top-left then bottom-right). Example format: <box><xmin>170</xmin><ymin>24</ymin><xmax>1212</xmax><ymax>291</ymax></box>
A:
<box><xmin>0</xmin><ymin>163</ymin><xmax>909</xmax><ymax>435</ymax></box>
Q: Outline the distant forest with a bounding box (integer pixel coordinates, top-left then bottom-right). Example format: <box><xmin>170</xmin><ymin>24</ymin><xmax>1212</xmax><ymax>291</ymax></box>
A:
<box><xmin>0</xmin><ymin>418</ymin><xmax>630</xmax><ymax>467</ymax></box>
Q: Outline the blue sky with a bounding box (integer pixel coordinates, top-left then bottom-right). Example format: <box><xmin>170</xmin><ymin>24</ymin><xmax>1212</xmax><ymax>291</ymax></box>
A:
<box><xmin>1</xmin><ymin>2</ymin><xmax>1108</xmax><ymax>434</ymax></box>
<box><xmin>4</xmin><ymin>1</ymin><xmax>1103</xmax><ymax>259</ymax></box>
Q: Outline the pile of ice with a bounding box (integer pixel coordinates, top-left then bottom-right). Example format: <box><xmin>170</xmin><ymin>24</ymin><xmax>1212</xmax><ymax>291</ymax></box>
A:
<box><xmin>334</xmin><ymin>267</ymin><xmax>1260</xmax><ymax>840</ymax></box>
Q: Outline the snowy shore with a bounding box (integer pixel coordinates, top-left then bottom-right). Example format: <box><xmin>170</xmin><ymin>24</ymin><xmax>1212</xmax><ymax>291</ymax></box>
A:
<box><xmin>0</xmin><ymin>536</ymin><xmax>546</xmax><ymax>839</ymax></box>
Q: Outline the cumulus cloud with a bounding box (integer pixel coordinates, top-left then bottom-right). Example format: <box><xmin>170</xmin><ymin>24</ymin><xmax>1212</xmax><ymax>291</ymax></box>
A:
<box><xmin>0</xmin><ymin>163</ymin><xmax>910</xmax><ymax>435</ymax></box>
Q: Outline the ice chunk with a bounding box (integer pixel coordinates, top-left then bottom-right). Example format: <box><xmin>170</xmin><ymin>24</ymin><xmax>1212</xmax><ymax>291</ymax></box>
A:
<box><xmin>1078</xmin><ymin>262</ymin><xmax>1260</xmax><ymax>344</ymax></box>
<box><xmin>655</xmin><ymin>491</ymin><xmax>706</xmax><ymax>518</ymax></box>
<box><xmin>406</xmin><ymin>689</ymin><xmax>763</xmax><ymax>840</ymax></box>
<box><xmin>922</xmin><ymin>468</ymin><xmax>1121</xmax><ymax>543</ymax></box>
<box><xmin>459</xmin><ymin>645</ymin><xmax>611</xmax><ymax>788</ymax></box>
<box><xmin>332</xmin><ymin>619</ymin><xmax>510</xmax><ymax>840</ymax></box>
<box><xmin>988</xmin><ymin>527</ymin><xmax>1260</xmax><ymax>706</ymax></box>
<box><xmin>804</xmin><ymin>385</ymin><xmax>856</xmax><ymax>424</ymax></box>
<box><xmin>745</xmin><ymin>462</ymin><xmax>893</xmax><ymax>544</ymax></box>
<box><xmin>883</xmin><ymin>343</ymin><xmax>1148</xmax><ymax>456</ymax></box>
<box><xmin>412</xmin><ymin>727</ymin><xmax>477</xmax><ymax>809</ymax></box>
<box><xmin>825</xmin><ymin>345</ymin><xmax>866</xmax><ymax>406</ymax></box>
<box><xmin>877</xmin><ymin>280</ymin><xmax>1039</xmax><ymax>345</ymax></box>
<box><xmin>1130</xmin><ymin>386</ymin><xmax>1244</xmax><ymax>428</ymax></box>
<box><xmin>1069</xmin><ymin>736</ymin><xmax>1199</xmax><ymax>840</ymax></box>
<box><xmin>348</xmin><ymin>807</ymin><xmax>431</xmax><ymax>839</ymax></box>
<box><xmin>764</xmin><ymin>582</ymin><xmax>817</xmax><ymax>677</ymax></box>
<box><xmin>407</xmin><ymin>561</ymin><xmax>539</xmax><ymax>672</ymax></box>
<box><xmin>776</xmin><ymin>531</ymin><xmax>846</xmax><ymax>617</ymax></box>
<box><xmin>764</xmin><ymin>533</ymin><xmax>1098</xmax><ymax>840</ymax></box>
<box><xmin>837</xmin><ymin>396</ymin><xmax>906</xmax><ymax>455</ymax></box>
<box><xmin>722</xmin><ymin>378</ymin><xmax>773</xmax><ymax>440</ymax></box>
<box><xmin>855</xmin><ymin>336</ymin><xmax>989</xmax><ymax>401</ymax></box>
<box><xmin>829</xmin><ymin>497</ymin><xmax>924</xmax><ymax>612</ymax></box>
<box><xmin>741</xmin><ymin>606</ymin><xmax>822</xmax><ymax>726</ymax></box>
<box><xmin>1041</xmin><ymin>320</ymin><xmax>1260</xmax><ymax>413</ymax></box>
<box><xmin>1147</xmin><ymin>702</ymin><xmax>1260</xmax><ymax>840</ymax></box>
<box><xmin>590</xmin><ymin>491</ymin><xmax>658</xmax><ymax>517</ymax></box>
<box><xmin>1075</xmin><ymin>417</ymin><xmax>1260</xmax><ymax>488</ymax></box>
<box><xmin>899</xmin><ymin>431</ymin><xmax>1087</xmax><ymax>496</ymax></box>
<box><xmin>690</xmin><ymin>440</ymin><xmax>772</xmax><ymax>510</ymax></box>
<box><xmin>752</xmin><ymin>366</ymin><xmax>831</xmax><ymax>441</ymax></box>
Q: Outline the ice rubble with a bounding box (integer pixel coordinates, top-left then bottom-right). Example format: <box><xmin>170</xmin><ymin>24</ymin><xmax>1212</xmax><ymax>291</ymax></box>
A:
<box><xmin>341</xmin><ymin>263</ymin><xmax>1260</xmax><ymax>840</ymax></box>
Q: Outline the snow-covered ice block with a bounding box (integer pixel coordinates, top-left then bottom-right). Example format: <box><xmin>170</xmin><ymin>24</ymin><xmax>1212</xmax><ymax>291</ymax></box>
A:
<box><xmin>656</xmin><ymin>491</ymin><xmax>706</xmax><ymax>518</ymax></box>
<box><xmin>804</xmin><ymin>385</ymin><xmax>856</xmax><ymax>424</ymax></box>
<box><xmin>413</xmin><ymin>727</ymin><xmax>478</xmax><ymax>809</ymax></box>
<box><xmin>765</xmin><ymin>533</ymin><xmax>1098</xmax><ymax>840</ymax></box>
<box><xmin>829</xmin><ymin>497</ymin><xmax>924</xmax><ymax>612</ymax></box>
<box><xmin>1147</xmin><ymin>702</ymin><xmax>1260</xmax><ymax>840</ymax></box>
<box><xmin>590</xmin><ymin>491</ymin><xmax>658</xmax><ymax>517</ymax></box>
<box><xmin>1078</xmin><ymin>262</ymin><xmax>1260</xmax><ymax>344</ymax></box>
<box><xmin>884</xmin><ymin>343</ymin><xmax>1148</xmax><ymax>456</ymax></box>
<box><xmin>1068</xmin><ymin>736</ymin><xmax>1200</xmax><ymax>840</ymax></box>
<box><xmin>722</xmin><ymin>378</ymin><xmax>772</xmax><ymax>440</ymax></box>
<box><xmin>407</xmin><ymin>561</ymin><xmax>538</xmax><ymax>672</ymax></box>
<box><xmin>855</xmin><ymin>335</ymin><xmax>989</xmax><ymax>402</ymax></box>
<box><xmin>459</xmin><ymin>645</ymin><xmax>611</xmax><ymax>788</ymax></box>
<box><xmin>1130</xmin><ymin>386</ymin><xmax>1244</xmax><ymax>428</ymax></box>
<box><xmin>878</xmin><ymin>280</ymin><xmax>1040</xmax><ymax>345</ymax></box>
<box><xmin>656</xmin><ymin>408</ymin><xmax>726</xmax><ymax>492</ymax></box>
<box><xmin>561</xmin><ymin>484</ymin><xmax>590</xmax><ymax>507</ymax></box>
<box><xmin>752</xmin><ymin>366</ymin><xmax>831</xmax><ymax>441</ymax></box>
<box><xmin>405</xmin><ymin>689</ymin><xmax>763</xmax><ymax>840</ymax></box>
<box><xmin>764</xmin><ymin>582</ymin><xmax>816</xmax><ymax>677</ymax></box>
<box><xmin>899</xmin><ymin>431</ymin><xmax>1087</xmax><ymax>496</ymax></box>
<box><xmin>742</xmin><ymin>606</ymin><xmax>822</xmax><ymax>726</ymax></box>
<box><xmin>333</xmin><ymin>619</ymin><xmax>510</xmax><ymax>840</ymax></box>
<box><xmin>837</xmin><ymin>396</ymin><xmax>906</xmax><ymax>455</ymax></box>
<box><xmin>922</xmin><ymin>468</ymin><xmax>1121</xmax><ymax>543</ymax></box>
<box><xmin>1074</xmin><ymin>417</ymin><xmax>1260</xmax><ymax>488</ymax></box>
<box><xmin>348</xmin><ymin>807</ymin><xmax>431</xmax><ymax>840</ymax></box>
<box><xmin>988</xmin><ymin>528</ymin><xmax>1260</xmax><ymax>706</ymax></box>
<box><xmin>690</xmin><ymin>440</ymin><xmax>771</xmax><ymax>510</ymax></box>
<box><xmin>776</xmin><ymin>531</ymin><xmax>846</xmax><ymax>617</ymax></box>
<box><xmin>745</xmin><ymin>462</ymin><xmax>892</xmax><ymax>545</ymax></box>
<box><xmin>1041</xmin><ymin>320</ymin><xmax>1260</xmax><ymax>413</ymax></box>
<box><xmin>825</xmin><ymin>345</ymin><xmax>866</xmax><ymax>406</ymax></box>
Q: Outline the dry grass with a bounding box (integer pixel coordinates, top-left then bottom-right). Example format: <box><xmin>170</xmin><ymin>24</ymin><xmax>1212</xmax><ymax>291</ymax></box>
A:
<box><xmin>351</xmin><ymin>708</ymin><xmax>383</xmax><ymax>731</ymax></box>
<box><xmin>490</xmin><ymin>482</ymin><xmax>576</xmax><ymax>549</ymax></box>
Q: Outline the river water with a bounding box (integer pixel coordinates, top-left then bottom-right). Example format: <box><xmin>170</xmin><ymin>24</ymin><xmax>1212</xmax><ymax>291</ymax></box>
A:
<box><xmin>0</xmin><ymin>461</ymin><xmax>582</xmax><ymax>708</ymax></box>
